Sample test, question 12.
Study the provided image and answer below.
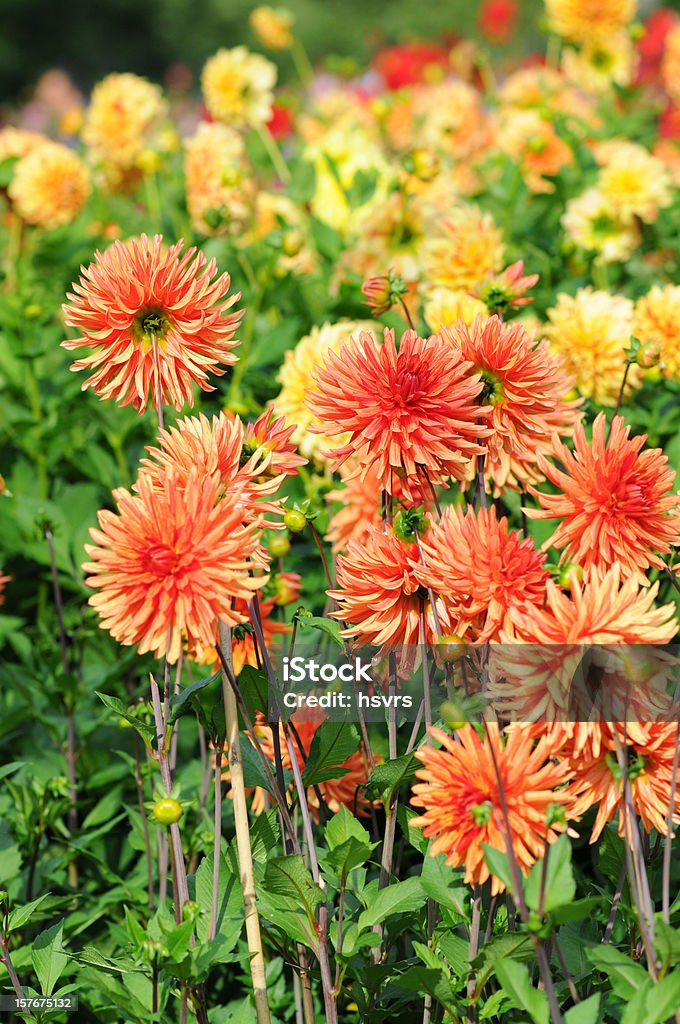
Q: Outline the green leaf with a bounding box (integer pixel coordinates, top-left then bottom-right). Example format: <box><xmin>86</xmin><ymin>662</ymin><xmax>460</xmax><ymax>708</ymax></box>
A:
<box><xmin>302</xmin><ymin>721</ymin><xmax>359</xmax><ymax>787</ymax></box>
<box><xmin>293</xmin><ymin>611</ymin><xmax>344</xmax><ymax>648</ymax></box>
<box><xmin>165</xmin><ymin>919</ymin><xmax>195</xmax><ymax>961</ymax></box>
<box><xmin>621</xmin><ymin>971</ymin><xmax>680</xmax><ymax>1024</ymax></box>
<box><xmin>438</xmin><ymin>931</ymin><xmax>470</xmax><ymax>978</ymax></box>
<box><xmin>326</xmin><ymin>836</ymin><xmax>376</xmax><ymax>876</ymax></box>
<box><xmin>525</xmin><ymin>835</ymin><xmax>576</xmax><ymax>913</ymax></box>
<box><xmin>168</xmin><ymin>670</ymin><xmax>220</xmax><ymax>725</ymax></box>
<box><xmin>365</xmin><ymin>752</ymin><xmax>419</xmax><ymax>805</ymax></box>
<box><xmin>357</xmin><ymin>876</ymin><xmax>426</xmax><ymax>931</ymax></box>
<box><xmin>564</xmin><ymin>994</ymin><xmax>601</xmax><ymax>1024</ymax></box>
<box><xmin>95</xmin><ymin>691</ymin><xmax>156</xmax><ymax>746</ymax></box>
<box><xmin>31</xmin><ymin>922</ymin><xmax>69</xmax><ymax>997</ymax></box>
<box><xmin>481</xmin><ymin>845</ymin><xmax>516</xmax><ymax>899</ymax></box>
<box><xmin>421</xmin><ymin>854</ymin><xmax>468</xmax><ymax>919</ymax></box>
<box><xmin>263</xmin><ymin>856</ymin><xmax>324</xmax><ymax>922</ymax></box>
<box><xmin>399</xmin><ymin>805</ymin><xmax>430</xmax><ymax>854</ymax></box>
<box><xmin>325</xmin><ymin>803</ymin><xmax>371</xmax><ymax>850</ymax></box>
<box><xmin>7</xmin><ymin>893</ymin><xmax>51</xmax><ymax>932</ymax></box>
<box><xmin>494</xmin><ymin>957</ymin><xmax>550</xmax><ymax>1024</ymax></box>
<box><xmin>76</xmin><ymin>946</ymin><xmax>136</xmax><ymax>975</ymax></box>
<box><xmin>194</xmin><ymin>853</ymin><xmax>242</xmax><ymax>948</ymax></box>
<box><xmin>237</xmin><ymin>665</ymin><xmax>269</xmax><ymax>723</ymax></box>
<box><xmin>587</xmin><ymin>945</ymin><xmax>648</xmax><ymax>999</ymax></box>
<box><xmin>654</xmin><ymin>918</ymin><xmax>680</xmax><ymax>968</ymax></box>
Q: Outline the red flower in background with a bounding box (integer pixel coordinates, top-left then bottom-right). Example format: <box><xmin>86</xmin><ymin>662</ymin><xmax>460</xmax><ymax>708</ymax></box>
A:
<box><xmin>267</xmin><ymin>102</ymin><xmax>294</xmax><ymax>139</ymax></box>
<box><xmin>638</xmin><ymin>8</ymin><xmax>678</xmax><ymax>82</ymax></box>
<box><xmin>478</xmin><ymin>0</ymin><xmax>518</xmax><ymax>44</ymax></box>
<box><xmin>374</xmin><ymin>41</ymin><xmax>452</xmax><ymax>90</ymax></box>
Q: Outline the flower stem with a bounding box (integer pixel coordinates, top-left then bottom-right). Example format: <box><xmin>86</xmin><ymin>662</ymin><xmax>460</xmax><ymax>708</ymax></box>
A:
<box><xmin>256</xmin><ymin>122</ymin><xmax>290</xmax><ymax>183</ymax></box>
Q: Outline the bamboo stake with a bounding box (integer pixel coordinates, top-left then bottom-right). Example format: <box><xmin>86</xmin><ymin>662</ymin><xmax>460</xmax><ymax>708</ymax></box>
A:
<box><xmin>218</xmin><ymin>621</ymin><xmax>271</xmax><ymax>1024</ymax></box>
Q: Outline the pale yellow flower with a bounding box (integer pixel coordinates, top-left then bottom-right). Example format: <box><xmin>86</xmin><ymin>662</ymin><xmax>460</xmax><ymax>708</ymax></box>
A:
<box><xmin>544</xmin><ymin>288</ymin><xmax>639</xmax><ymax>405</ymax></box>
<box><xmin>562</xmin><ymin>187</ymin><xmax>640</xmax><ymax>263</ymax></box>
<box><xmin>633</xmin><ymin>285</ymin><xmax>680</xmax><ymax>381</ymax></box>
<box><xmin>595</xmin><ymin>140</ymin><xmax>672</xmax><ymax>224</ymax></box>
<box><xmin>423</xmin><ymin>288</ymin><xmax>486</xmax><ymax>334</ymax></box>
<box><xmin>561</xmin><ymin>33</ymin><xmax>638</xmax><ymax>93</ymax></box>
<box><xmin>274</xmin><ymin>320</ymin><xmax>377</xmax><ymax>464</ymax></box>
<box><xmin>250</xmin><ymin>6</ymin><xmax>294</xmax><ymax>50</ymax></box>
<box><xmin>0</xmin><ymin>127</ymin><xmax>45</xmax><ymax>162</ymax></box>
<box><xmin>420</xmin><ymin>204</ymin><xmax>504</xmax><ymax>292</ymax></box>
<box><xmin>545</xmin><ymin>0</ymin><xmax>637</xmax><ymax>44</ymax></box>
<box><xmin>184</xmin><ymin>122</ymin><xmax>255</xmax><ymax>236</ymax></box>
<box><xmin>305</xmin><ymin>128</ymin><xmax>395</xmax><ymax>235</ymax></box>
<box><xmin>9</xmin><ymin>142</ymin><xmax>90</xmax><ymax>229</ymax></box>
<box><xmin>201</xmin><ymin>47</ymin><xmax>276</xmax><ymax>129</ymax></box>
<box><xmin>83</xmin><ymin>74</ymin><xmax>168</xmax><ymax>186</ymax></box>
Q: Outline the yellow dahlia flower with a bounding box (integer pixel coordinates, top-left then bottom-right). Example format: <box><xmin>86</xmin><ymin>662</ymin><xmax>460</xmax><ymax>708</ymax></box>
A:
<box><xmin>595</xmin><ymin>140</ymin><xmax>672</xmax><ymax>225</ymax></box>
<box><xmin>561</xmin><ymin>33</ymin><xmax>638</xmax><ymax>94</ymax></box>
<box><xmin>274</xmin><ymin>320</ymin><xmax>377</xmax><ymax>464</ymax></box>
<box><xmin>8</xmin><ymin>142</ymin><xmax>90</xmax><ymax>230</ymax></box>
<box><xmin>83</xmin><ymin>73</ymin><xmax>168</xmax><ymax>186</ymax></box>
<box><xmin>250</xmin><ymin>6</ymin><xmax>294</xmax><ymax>50</ymax></box>
<box><xmin>420</xmin><ymin>204</ymin><xmax>504</xmax><ymax>292</ymax></box>
<box><xmin>184</xmin><ymin>122</ymin><xmax>255</xmax><ymax>236</ymax></box>
<box><xmin>633</xmin><ymin>285</ymin><xmax>680</xmax><ymax>381</ymax></box>
<box><xmin>423</xmin><ymin>288</ymin><xmax>487</xmax><ymax>334</ymax></box>
<box><xmin>545</xmin><ymin>0</ymin><xmax>637</xmax><ymax>44</ymax></box>
<box><xmin>201</xmin><ymin>47</ymin><xmax>276</xmax><ymax>129</ymax></box>
<box><xmin>562</xmin><ymin>187</ymin><xmax>640</xmax><ymax>264</ymax></box>
<box><xmin>544</xmin><ymin>288</ymin><xmax>638</xmax><ymax>405</ymax></box>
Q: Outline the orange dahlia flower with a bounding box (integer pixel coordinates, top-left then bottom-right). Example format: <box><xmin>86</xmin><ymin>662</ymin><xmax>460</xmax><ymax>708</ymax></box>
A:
<box><xmin>83</xmin><ymin>470</ymin><xmax>265</xmax><ymax>663</ymax></box>
<box><xmin>62</xmin><ymin>234</ymin><xmax>242</xmax><ymax>413</ymax></box>
<box><xmin>0</xmin><ymin>571</ymin><xmax>10</xmax><ymax>605</ymax></box>
<box><xmin>417</xmin><ymin>505</ymin><xmax>549</xmax><ymax>643</ymax></box>
<box><xmin>308</xmin><ymin>327</ymin><xmax>487</xmax><ymax>498</ymax></box>
<box><xmin>503</xmin><ymin>564</ymin><xmax>678</xmax><ymax>645</ymax></box>
<box><xmin>139</xmin><ymin>410</ymin><xmax>300</xmax><ymax>524</ymax></box>
<box><xmin>566</xmin><ymin>721</ymin><xmax>680</xmax><ymax>841</ymax></box>
<box><xmin>441</xmin><ymin>316</ymin><xmax>581</xmax><ymax>495</ymax></box>
<box><xmin>528</xmin><ymin>414</ymin><xmax>680</xmax><ymax>580</ymax></box>
<box><xmin>411</xmin><ymin>724</ymin><xmax>575</xmax><ymax>894</ymax></box>
<box><xmin>488</xmin><ymin>642</ymin><xmax>676</xmax><ymax>727</ymax></box>
<box><xmin>329</xmin><ymin>524</ymin><xmax>451</xmax><ymax>647</ymax></box>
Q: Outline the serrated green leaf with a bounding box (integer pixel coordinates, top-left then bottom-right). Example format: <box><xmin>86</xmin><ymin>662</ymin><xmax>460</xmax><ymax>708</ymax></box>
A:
<box><xmin>32</xmin><ymin>922</ymin><xmax>69</xmax><ymax>997</ymax></box>
<box><xmin>302</xmin><ymin>721</ymin><xmax>359</xmax><ymax>787</ymax></box>
<box><xmin>365</xmin><ymin>752</ymin><xmax>418</xmax><ymax>805</ymax></box>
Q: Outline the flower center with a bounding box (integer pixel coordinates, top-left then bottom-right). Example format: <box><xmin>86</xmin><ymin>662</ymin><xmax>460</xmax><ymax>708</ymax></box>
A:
<box><xmin>143</xmin><ymin>543</ymin><xmax>181</xmax><ymax>577</ymax></box>
<box><xmin>605</xmin><ymin>747</ymin><xmax>646</xmax><ymax>783</ymax></box>
<box><xmin>479</xmin><ymin>369</ymin><xmax>505</xmax><ymax>405</ymax></box>
<box><xmin>470</xmin><ymin>801</ymin><xmax>493</xmax><ymax>826</ymax></box>
<box><xmin>133</xmin><ymin>307</ymin><xmax>172</xmax><ymax>353</ymax></box>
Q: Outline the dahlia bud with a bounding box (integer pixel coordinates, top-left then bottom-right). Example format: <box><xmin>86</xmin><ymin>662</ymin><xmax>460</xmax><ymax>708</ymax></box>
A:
<box><xmin>473</xmin><ymin>260</ymin><xmax>539</xmax><ymax>319</ymax></box>
<box><xmin>362</xmin><ymin>268</ymin><xmax>408</xmax><ymax>316</ymax></box>
<box><xmin>636</xmin><ymin>341</ymin><xmax>661</xmax><ymax>369</ymax></box>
